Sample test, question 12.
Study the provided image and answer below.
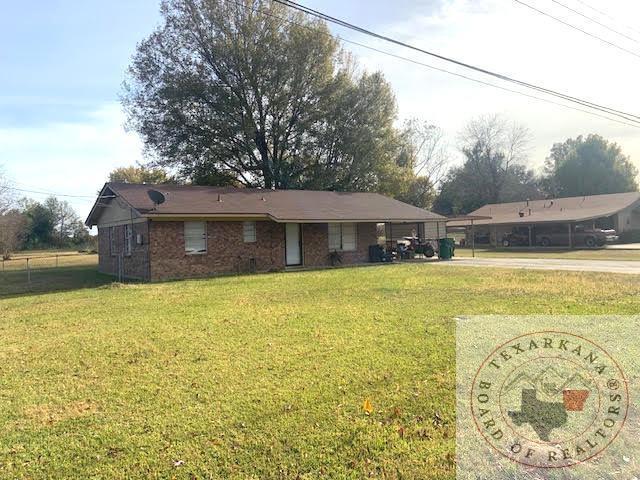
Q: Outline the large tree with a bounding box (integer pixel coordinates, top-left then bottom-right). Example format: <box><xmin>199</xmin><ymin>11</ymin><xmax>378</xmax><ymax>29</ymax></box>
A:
<box><xmin>108</xmin><ymin>165</ymin><xmax>174</xmax><ymax>184</ymax></box>
<box><xmin>393</xmin><ymin>119</ymin><xmax>449</xmax><ymax>208</ymax></box>
<box><xmin>542</xmin><ymin>134</ymin><xmax>638</xmax><ymax>197</ymax></box>
<box><xmin>123</xmin><ymin>0</ymin><xmax>410</xmax><ymax>193</ymax></box>
<box><xmin>21</xmin><ymin>197</ymin><xmax>88</xmax><ymax>248</ymax></box>
<box><xmin>433</xmin><ymin>115</ymin><xmax>541</xmax><ymax>214</ymax></box>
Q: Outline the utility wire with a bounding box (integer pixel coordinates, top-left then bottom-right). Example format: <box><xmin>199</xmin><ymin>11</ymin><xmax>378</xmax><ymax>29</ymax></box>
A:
<box><xmin>271</xmin><ymin>0</ymin><xmax>640</xmax><ymax>124</ymax></box>
<box><xmin>573</xmin><ymin>0</ymin><xmax>640</xmax><ymax>36</ymax></box>
<box><xmin>226</xmin><ymin>0</ymin><xmax>640</xmax><ymax>129</ymax></box>
<box><xmin>513</xmin><ymin>0</ymin><xmax>640</xmax><ymax>60</ymax></box>
<box><xmin>550</xmin><ymin>0</ymin><xmax>639</xmax><ymax>44</ymax></box>
<box><xmin>6</xmin><ymin>185</ymin><xmax>96</xmax><ymax>199</ymax></box>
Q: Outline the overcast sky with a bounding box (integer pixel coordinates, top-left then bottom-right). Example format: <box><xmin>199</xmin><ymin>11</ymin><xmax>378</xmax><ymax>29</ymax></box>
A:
<box><xmin>1</xmin><ymin>0</ymin><xmax>639</xmax><ymax>218</ymax></box>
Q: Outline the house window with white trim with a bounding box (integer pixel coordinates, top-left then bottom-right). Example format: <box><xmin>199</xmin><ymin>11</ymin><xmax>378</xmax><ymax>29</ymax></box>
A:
<box><xmin>328</xmin><ymin>223</ymin><xmax>357</xmax><ymax>251</ymax></box>
<box><xmin>243</xmin><ymin>221</ymin><xmax>256</xmax><ymax>243</ymax></box>
<box><xmin>184</xmin><ymin>221</ymin><xmax>207</xmax><ymax>254</ymax></box>
<box><xmin>124</xmin><ymin>224</ymin><xmax>132</xmax><ymax>256</ymax></box>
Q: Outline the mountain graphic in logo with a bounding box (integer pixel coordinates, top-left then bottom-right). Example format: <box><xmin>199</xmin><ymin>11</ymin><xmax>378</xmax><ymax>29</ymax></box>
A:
<box><xmin>503</xmin><ymin>365</ymin><xmax>593</xmax><ymax>396</ymax></box>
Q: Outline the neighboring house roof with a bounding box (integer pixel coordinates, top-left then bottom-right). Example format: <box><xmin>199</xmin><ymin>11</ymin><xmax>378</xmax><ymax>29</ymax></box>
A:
<box><xmin>86</xmin><ymin>183</ymin><xmax>444</xmax><ymax>226</ymax></box>
<box><xmin>447</xmin><ymin>191</ymin><xmax>640</xmax><ymax>227</ymax></box>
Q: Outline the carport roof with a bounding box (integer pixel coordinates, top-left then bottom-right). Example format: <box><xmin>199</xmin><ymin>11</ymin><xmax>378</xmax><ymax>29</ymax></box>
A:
<box><xmin>447</xmin><ymin>191</ymin><xmax>640</xmax><ymax>227</ymax></box>
<box><xmin>86</xmin><ymin>183</ymin><xmax>445</xmax><ymax>226</ymax></box>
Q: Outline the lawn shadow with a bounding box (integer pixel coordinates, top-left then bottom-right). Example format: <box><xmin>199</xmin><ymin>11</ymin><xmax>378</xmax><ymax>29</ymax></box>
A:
<box><xmin>0</xmin><ymin>265</ymin><xmax>115</xmax><ymax>299</ymax></box>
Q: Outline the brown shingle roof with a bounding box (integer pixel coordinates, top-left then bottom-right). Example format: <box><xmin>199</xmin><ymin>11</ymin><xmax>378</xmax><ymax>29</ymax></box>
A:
<box><xmin>86</xmin><ymin>183</ymin><xmax>444</xmax><ymax>225</ymax></box>
<box><xmin>447</xmin><ymin>191</ymin><xmax>640</xmax><ymax>227</ymax></box>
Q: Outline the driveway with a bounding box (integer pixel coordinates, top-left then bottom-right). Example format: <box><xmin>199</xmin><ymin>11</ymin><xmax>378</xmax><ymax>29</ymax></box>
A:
<box><xmin>606</xmin><ymin>243</ymin><xmax>640</xmax><ymax>250</ymax></box>
<box><xmin>441</xmin><ymin>257</ymin><xmax>640</xmax><ymax>275</ymax></box>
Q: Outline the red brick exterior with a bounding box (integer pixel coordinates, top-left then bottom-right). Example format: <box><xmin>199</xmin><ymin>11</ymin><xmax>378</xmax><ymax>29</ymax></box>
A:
<box><xmin>149</xmin><ymin>220</ymin><xmax>286</xmax><ymax>281</ymax></box>
<box><xmin>98</xmin><ymin>220</ymin><xmax>378</xmax><ymax>281</ymax></box>
<box><xmin>98</xmin><ymin>222</ymin><xmax>150</xmax><ymax>280</ymax></box>
<box><xmin>302</xmin><ymin>222</ymin><xmax>377</xmax><ymax>267</ymax></box>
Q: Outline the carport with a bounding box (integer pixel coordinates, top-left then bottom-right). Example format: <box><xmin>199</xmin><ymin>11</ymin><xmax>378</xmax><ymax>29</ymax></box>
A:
<box><xmin>446</xmin><ymin>193</ymin><xmax>640</xmax><ymax>249</ymax></box>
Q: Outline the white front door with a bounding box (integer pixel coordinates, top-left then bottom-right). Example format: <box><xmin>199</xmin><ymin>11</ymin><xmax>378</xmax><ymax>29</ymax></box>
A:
<box><xmin>285</xmin><ymin>223</ymin><xmax>302</xmax><ymax>266</ymax></box>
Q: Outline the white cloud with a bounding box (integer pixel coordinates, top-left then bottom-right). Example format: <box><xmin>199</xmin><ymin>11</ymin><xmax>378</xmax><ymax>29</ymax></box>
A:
<box><xmin>339</xmin><ymin>0</ymin><xmax>640</xmax><ymax>172</ymax></box>
<box><xmin>0</xmin><ymin>103</ymin><xmax>143</xmax><ymax>218</ymax></box>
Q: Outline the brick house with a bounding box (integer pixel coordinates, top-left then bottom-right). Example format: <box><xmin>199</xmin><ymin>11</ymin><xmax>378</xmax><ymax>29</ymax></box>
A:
<box><xmin>85</xmin><ymin>183</ymin><xmax>445</xmax><ymax>281</ymax></box>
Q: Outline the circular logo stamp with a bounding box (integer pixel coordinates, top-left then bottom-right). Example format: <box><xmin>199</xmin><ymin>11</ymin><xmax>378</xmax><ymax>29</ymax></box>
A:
<box><xmin>470</xmin><ymin>331</ymin><xmax>629</xmax><ymax>468</ymax></box>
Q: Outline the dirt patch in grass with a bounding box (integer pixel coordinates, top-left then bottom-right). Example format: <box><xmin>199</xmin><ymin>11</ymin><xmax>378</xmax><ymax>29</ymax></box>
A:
<box><xmin>23</xmin><ymin>400</ymin><xmax>98</xmax><ymax>426</ymax></box>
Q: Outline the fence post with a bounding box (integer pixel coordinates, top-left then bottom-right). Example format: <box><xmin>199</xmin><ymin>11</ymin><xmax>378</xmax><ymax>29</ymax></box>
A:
<box><xmin>27</xmin><ymin>258</ymin><xmax>31</xmax><ymax>285</ymax></box>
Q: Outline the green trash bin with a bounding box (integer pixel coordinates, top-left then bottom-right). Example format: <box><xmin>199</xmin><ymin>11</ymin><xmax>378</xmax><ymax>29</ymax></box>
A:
<box><xmin>438</xmin><ymin>238</ymin><xmax>455</xmax><ymax>260</ymax></box>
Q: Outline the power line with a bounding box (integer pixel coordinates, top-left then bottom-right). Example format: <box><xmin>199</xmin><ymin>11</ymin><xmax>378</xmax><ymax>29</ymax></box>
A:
<box><xmin>226</xmin><ymin>0</ymin><xmax>640</xmax><ymax>129</ymax></box>
<box><xmin>270</xmin><ymin>0</ymin><xmax>640</xmax><ymax>125</ymax></box>
<box><xmin>6</xmin><ymin>185</ymin><xmax>96</xmax><ymax>199</ymax></box>
<box><xmin>550</xmin><ymin>0</ymin><xmax>639</xmax><ymax>44</ymax></box>
<box><xmin>513</xmin><ymin>0</ymin><xmax>640</xmax><ymax>60</ymax></box>
<box><xmin>573</xmin><ymin>0</ymin><xmax>640</xmax><ymax>37</ymax></box>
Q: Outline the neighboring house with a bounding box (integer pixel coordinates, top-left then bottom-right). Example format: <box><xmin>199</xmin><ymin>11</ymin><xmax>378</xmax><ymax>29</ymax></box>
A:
<box><xmin>85</xmin><ymin>183</ymin><xmax>445</xmax><ymax>281</ymax></box>
<box><xmin>447</xmin><ymin>191</ymin><xmax>640</xmax><ymax>247</ymax></box>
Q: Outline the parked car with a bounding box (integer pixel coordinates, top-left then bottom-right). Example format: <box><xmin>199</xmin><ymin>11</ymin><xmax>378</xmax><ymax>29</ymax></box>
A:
<box><xmin>473</xmin><ymin>231</ymin><xmax>490</xmax><ymax>244</ymax></box>
<box><xmin>501</xmin><ymin>227</ymin><xmax>530</xmax><ymax>247</ymax></box>
<box><xmin>536</xmin><ymin>224</ymin><xmax>619</xmax><ymax>248</ymax></box>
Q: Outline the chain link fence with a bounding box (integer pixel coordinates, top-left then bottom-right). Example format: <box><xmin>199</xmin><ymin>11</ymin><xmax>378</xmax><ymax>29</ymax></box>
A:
<box><xmin>0</xmin><ymin>252</ymin><xmax>100</xmax><ymax>296</ymax></box>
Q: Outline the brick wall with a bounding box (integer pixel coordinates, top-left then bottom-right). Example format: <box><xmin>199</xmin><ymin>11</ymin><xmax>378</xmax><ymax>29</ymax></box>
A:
<box><xmin>149</xmin><ymin>220</ymin><xmax>286</xmax><ymax>281</ymax></box>
<box><xmin>98</xmin><ymin>221</ymin><xmax>150</xmax><ymax>280</ymax></box>
<box><xmin>99</xmin><ymin>220</ymin><xmax>380</xmax><ymax>281</ymax></box>
<box><xmin>302</xmin><ymin>222</ymin><xmax>377</xmax><ymax>267</ymax></box>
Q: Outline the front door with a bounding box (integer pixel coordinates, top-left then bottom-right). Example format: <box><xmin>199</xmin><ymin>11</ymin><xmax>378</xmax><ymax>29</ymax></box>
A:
<box><xmin>285</xmin><ymin>223</ymin><xmax>302</xmax><ymax>266</ymax></box>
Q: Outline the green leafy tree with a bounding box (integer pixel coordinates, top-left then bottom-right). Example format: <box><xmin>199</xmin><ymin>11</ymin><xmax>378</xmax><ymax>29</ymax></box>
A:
<box><xmin>542</xmin><ymin>134</ymin><xmax>638</xmax><ymax>197</ymax></box>
<box><xmin>21</xmin><ymin>200</ymin><xmax>55</xmax><ymax>248</ymax></box>
<box><xmin>21</xmin><ymin>197</ymin><xmax>88</xmax><ymax>248</ymax></box>
<box><xmin>123</xmin><ymin>0</ymin><xmax>410</xmax><ymax>194</ymax></box>
<box><xmin>108</xmin><ymin>166</ymin><xmax>174</xmax><ymax>184</ymax></box>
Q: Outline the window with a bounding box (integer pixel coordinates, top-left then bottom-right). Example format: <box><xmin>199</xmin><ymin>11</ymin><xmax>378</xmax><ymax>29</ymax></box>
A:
<box><xmin>243</xmin><ymin>221</ymin><xmax>257</xmax><ymax>243</ymax></box>
<box><xmin>341</xmin><ymin>223</ymin><xmax>357</xmax><ymax>251</ymax></box>
<box><xmin>109</xmin><ymin>226</ymin><xmax>116</xmax><ymax>256</ymax></box>
<box><xmin>184</xmin><ymin>221</ymin><xmax>207</xmax><ymax>254</ymax></box>
<box><xmin>328</xmin><ymin>223</ymin><xmax>357</xmax><ymax>251</ymax></box>
<box><xmin>328</xmin><ymin>223</ymin><xmax>341</xmax><ymax>250</ymax></box>
<box><xmin>124</xmin><ymin>224</ymin><xmax>132</xmax><ymax>256</ymax></box>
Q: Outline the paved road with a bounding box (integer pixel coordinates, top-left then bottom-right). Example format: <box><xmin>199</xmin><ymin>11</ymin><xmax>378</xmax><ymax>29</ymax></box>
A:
<box><xmin>441</xmin><ymin>257</ymin><xmax>640</xmax><ymax>275</ymax></box>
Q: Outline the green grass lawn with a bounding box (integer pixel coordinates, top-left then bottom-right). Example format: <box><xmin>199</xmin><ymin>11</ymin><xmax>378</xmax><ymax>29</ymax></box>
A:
<box><xmin>0</xmin><ymin>254</ymin><xmax>105</xmax><ymax>297</ymax></box>
<box><xmin>454</xmin><ymin>247</ymin><xmax>640</xmax><ymax>261</ymax></box>
<box><xmin>1</xmin><ymin>264</ymin><xmax>639</xmax><ymax>479</ymax></box>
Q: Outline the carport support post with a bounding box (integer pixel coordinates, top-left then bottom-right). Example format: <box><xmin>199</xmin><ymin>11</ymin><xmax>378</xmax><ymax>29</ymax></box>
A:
<box><xmin>568</xmin><ymin>223</ymin><xmax>573</xmax><ymax>249</ymax></box>
<box><xmin>471</xmin><ymin>219</ymin><xmax>475</xmax><ymax>258</ymax></box>
<box><xmin>528</xmin><ymin>225</ymin><xmax>532</xmax><ymax>247</ymax></box>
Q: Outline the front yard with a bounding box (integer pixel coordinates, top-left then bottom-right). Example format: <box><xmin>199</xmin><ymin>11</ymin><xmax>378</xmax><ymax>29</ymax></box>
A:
<box><xmin>1</xmin><ymin>264</ymin><xmax>639</xmax><ymax>478</ymax></box>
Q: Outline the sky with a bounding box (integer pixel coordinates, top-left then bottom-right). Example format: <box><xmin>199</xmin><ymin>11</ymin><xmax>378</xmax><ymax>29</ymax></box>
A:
<box><xmin>1</xmin><ymin>0</ymin><xmax>639</xmax><ymax>219</ymax></box>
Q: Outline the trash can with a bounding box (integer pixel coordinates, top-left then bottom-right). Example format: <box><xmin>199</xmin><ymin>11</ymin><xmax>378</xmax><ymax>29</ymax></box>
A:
<box><xmin>438</xmin><ymin>238</ymin><xmax>455</xmax><ymax>260</ymax></box>
<box><xmin>369</xmin><ymin>244</ymin><xmax>382</xmax><ymax>262</ymax></box>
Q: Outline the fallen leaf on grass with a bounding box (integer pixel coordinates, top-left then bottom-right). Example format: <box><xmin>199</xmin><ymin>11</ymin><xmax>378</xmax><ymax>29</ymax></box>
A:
<box><xmin>363</xmin><ymin>399</ymin><xmax>373</xmax><ymax>415</ymax></box>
